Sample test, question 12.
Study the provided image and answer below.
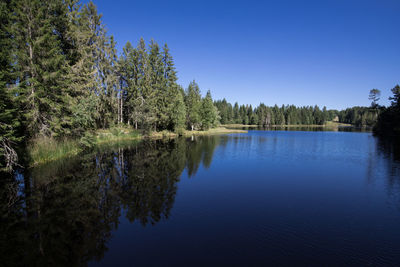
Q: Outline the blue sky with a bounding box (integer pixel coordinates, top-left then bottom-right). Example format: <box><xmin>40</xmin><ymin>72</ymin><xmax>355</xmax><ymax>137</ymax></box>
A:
<box><xmin>94</xmin><ymin>0</ymin><xmax>400</xmax><ymax>109</ymax></box>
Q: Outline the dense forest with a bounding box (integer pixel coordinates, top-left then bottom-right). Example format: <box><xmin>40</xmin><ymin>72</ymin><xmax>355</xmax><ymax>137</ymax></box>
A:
<box><xmin>214</xmin><ymin>100</ymin><xmax>382</xmax><ymax>128</ymax></box>
<box><xmin>214</xmin><ymin>101</ymin><xmax>336</xmax><ymax>126</ymax></box>
<box><xmin>0</xmin><ymin>0</ymin><xmax>397</xmax><ymax>173</ymax></box>
<box><xmin>0</xmin><ymin>0</ymin><xmax>221</xmax><ymax>171</ymax></box>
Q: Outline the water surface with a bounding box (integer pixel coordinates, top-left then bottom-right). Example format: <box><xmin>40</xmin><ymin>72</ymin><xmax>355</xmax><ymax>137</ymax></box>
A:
<box><xmin>1</xmin><ymin>130</ymin><xmax>400</xmax><ymax>266</ymax></box>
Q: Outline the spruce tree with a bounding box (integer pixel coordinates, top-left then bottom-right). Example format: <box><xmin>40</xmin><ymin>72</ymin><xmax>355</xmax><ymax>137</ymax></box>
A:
<box><xmin>168</xmin><ymin>86</ymin><xmax>186</xmax><ymax>132</ymax></box>
<box><xmin>13</xmin><ymin>0</ymin><xmax>72</xmax><ymax>138</ymax></box>
<box><xmin>0</xmin><ymin>0</ymin><xmax>21</xmax><ymax>171</ymax></box>
<box><xmin>201</xmin><ymin>90</ymin><xmax>217</xmax><ymax>130</ymax></box>
<box><xmin>65</xmin><ymin>0</ymin><xmax>100</xmax><ymax>134</ymax></box>
<box><xmin>185</xmin><ymin>81</ymin><xmax>202</xmax><ymax>131</ymax></box>
<box><xmin>136</xmin><ymin>38</ymin><xmax>156</xmax><ymax>131</ymax></box>
<box><xmin>161</xmin><ymin>43</ymin><xmax>180</xmax><ymax>131</ymax></box>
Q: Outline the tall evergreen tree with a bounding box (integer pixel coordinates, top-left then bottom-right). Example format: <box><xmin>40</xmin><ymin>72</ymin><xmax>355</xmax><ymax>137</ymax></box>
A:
<box><xmin>185</xmin><ymin>80</ymin><xmax>202</xmax><ymax>131</ymax></box>
<box><xmin>201</xmin><ymin>90</ymin><xmax>218</xmax><ymax>130</ymax></box>
<box><xmin>148</xmin><ymin>39</ymin><xmax>164</xmax><ymax>130</ymax></box>
<box><xmin>13</xmin><ymin>0</ymin><xmax>72</xmax><ymax>138</ymax></box>
<box><xmin>0</xmin><ymin>0</ymin><xmax>21</xmax><ymax>171</ymax></box>
<box><xmin>168</xmin><ymin>86</ymin><xmax>186</xmax><ymax>132</ymax></box>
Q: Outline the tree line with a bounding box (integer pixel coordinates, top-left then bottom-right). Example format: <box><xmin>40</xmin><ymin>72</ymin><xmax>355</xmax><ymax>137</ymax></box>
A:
<box><xmin>215</xmin><ymin>100</ymin><xmax>337</xmax><ymax>126</ymax></box>
<box><xmin>213</xmin><ymin>97</ymin><xmax>386</xmax><ymax>128</ymax></box>
<box><xmin>337</xmin><ymin>107</ymin><xmax>379</xmax><ymax>127</ymax></box>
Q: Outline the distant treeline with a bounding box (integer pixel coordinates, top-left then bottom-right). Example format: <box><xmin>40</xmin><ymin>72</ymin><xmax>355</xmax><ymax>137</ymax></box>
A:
<box><xmin>214</xmin><ymin>100</ymin><xmax>380</xmax><ymax>127</ymax></box>
<box><xmin>214</xmin><ymin>100</ymin><xmax>336</xmax><ymax>126</ymax></box>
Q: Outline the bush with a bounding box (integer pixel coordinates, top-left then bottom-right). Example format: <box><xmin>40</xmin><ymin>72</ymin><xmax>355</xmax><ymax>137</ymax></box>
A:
<box><xmin>175</xmin><ymin>128</ymin><xmax>185</xmax><ymax>136</ymax></box>
<box><xmin>161</xmin><ymin>130</ymin><xmax>169</xmax><ymax>138</ymax></box>
<box><xmin>111</xmin><ymin>128</ymin><xmax>123</xmax><ymax>137</ymax></box>
<box><xmin>79</xmin><ymin>132</ymin><xmax>96</xmax><ymax>151</ymax></box>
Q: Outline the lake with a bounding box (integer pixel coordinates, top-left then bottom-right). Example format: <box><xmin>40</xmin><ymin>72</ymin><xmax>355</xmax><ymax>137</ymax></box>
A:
<box><xmin>2</xmin><ymin>129</ymin><xmax>400</xmax><ymax>266</ymax></box>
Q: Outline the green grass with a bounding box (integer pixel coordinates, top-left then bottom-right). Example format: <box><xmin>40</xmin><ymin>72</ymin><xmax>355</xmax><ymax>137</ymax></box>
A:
<box><xmin>28</xmin><ymin>127</ymin><xmax>142</xmax><ymax>166</ymax></box>
<box><xmin>27</xmin><ymin>137</ymin><xmax>81</xmax><ymax>166</ymax></box>
<box><xmin>222</xmin><ymin>124</ymin><xmax>259</xmax><ymax>128</ymax></box>
<box><xmin>96</xmin><ymin>127</ymin><xmax>141</xmax><ymax>144</ymax></box>
<box><xmin>27</xmin><ymin>126</ymin><xmax>245</xmax><ymax>167</ymax></box>
<box><xmin>183</xmin><ymin>127</ymin><xmax>247</xmax><ymax>135</ymax></box>
<box><xmin>324</xmin><ymin>121</ymin><xmax>352</xmax><ymax>127</ymax></box>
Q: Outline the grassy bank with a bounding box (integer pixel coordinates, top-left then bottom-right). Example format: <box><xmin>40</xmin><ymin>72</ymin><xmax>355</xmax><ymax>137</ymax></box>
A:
<box><xmin>27</xmin><ymin>138</ymin><xmax>82</xmax><ymax>166</ymax></box>
<box><xmin>27</xmin><ymin>126</ymin><xmax>247</xmax><ymax>166</ymax></box>
<box><xmin>148</xmin><ymin>127</ymin><xmax>247</xmax><ymax>139</ymax></box>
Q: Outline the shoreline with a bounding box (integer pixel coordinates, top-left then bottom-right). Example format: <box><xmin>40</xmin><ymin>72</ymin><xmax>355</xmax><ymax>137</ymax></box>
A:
<box><xmin>223</xmin><ymin>122</ymin><xmax>353</xmax><ymax>128</ymax></box>
<box><xmin>27</xmin><ymin>127</ymin><xmax>247</xmax><ymax>167</ymax></box>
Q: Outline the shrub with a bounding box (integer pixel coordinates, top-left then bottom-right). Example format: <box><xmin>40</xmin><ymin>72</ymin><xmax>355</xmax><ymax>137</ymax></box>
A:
<box><xmin>79</xmin><ymin>132</ymin><xmax>96</xmax><ymax>151</ymax></box>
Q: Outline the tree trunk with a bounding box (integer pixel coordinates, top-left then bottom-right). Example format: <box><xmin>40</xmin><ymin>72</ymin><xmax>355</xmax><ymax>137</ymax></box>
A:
<box><xmin>120</xmin><ymin>95</ymin><xmax>123</xmax><ymax>124</ymax></box>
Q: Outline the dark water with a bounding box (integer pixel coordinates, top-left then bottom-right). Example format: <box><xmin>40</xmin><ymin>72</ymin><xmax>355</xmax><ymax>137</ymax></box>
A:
<box><xmin>1</xmin><ymin>130</ymin><xmax>400</xmax><ymax>266</ymax></box>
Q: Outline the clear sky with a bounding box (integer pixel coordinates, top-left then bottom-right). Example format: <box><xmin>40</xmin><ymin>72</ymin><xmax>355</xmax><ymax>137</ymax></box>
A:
<box><xmin>94</xmin><ymin>0</ymin><xmax>400</xmax><ymax>110</ymax></box>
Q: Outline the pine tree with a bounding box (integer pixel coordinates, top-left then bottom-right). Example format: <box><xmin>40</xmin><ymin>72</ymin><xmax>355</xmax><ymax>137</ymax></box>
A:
<box><xmin>233</xmin><ymin>102</ymin><xmax>240</xmax><ymax>123</ymax></box>
<box><xmin>161</xmin><ymin>43</ymin><xmax>181</xmax><ymax>131</ymax></box>
<box><xmin>201</xmin><ymin>90</ymin><xmax>217</xmax><ymax>130</ymax></box>
<box><xmin>66</xmin><ymin>0</ymin><xmax>101</xmax><ymax>134</ymax></box>
<box><xmin>389</xmin><ymin>85</ymin><xmax>400</xmax><ymax>107</ymax></box>
<box><xmin>168</xmin><ymin>86</ymin><xmax>186</xmax><ymax>132</ymax></box>
<box><xmin>118</xmin><ymin>41</ymin><xmax>134</xmax><ymax>125</ymax></box>
<box><xmin>13</xmin><ymin>0</ymin><xmax>72</xmax><ymax>138</ymax></box>
<box><xmin>185</xmin><ymin>80</ymin><xmax>202</xmax><ymax>131</ymax></box>
<box><xmin>0</xmin><ymin>0</ymin><xmax>21</xmax><ymax>171</ymax></box>
<box><xmin>134</xmin><ymin>38</ymin><xmax>156</xmax><ymax>131</ymax></box>
<box><xmin>147</xmin><ymin>39</ymin><xmax>164</xmax><ymax>130</ymax></box>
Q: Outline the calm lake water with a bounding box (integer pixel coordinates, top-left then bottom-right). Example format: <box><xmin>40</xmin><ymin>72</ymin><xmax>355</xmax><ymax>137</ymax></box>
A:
<box><xmin>2</xmin><ymin>128</ymin><xmax>400</xmax><ymax>266</ymax></box>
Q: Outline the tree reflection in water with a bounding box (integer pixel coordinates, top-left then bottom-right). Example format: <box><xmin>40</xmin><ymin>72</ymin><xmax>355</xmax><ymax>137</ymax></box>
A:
<box><xmin>0</xmin><ymin>136</ymin><xmax>221</xmax><ymax>266</ymax></box>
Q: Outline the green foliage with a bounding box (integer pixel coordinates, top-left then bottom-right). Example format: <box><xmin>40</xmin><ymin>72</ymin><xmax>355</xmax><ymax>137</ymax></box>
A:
<box><xmin>0</xmin><ymin>0</ymin><xmax>22</xmax><ymax>171</ymax></box>
<box><xmin>389</xmin><ymin>85</ymin><xmax>400</xmax><ymax>108</ymax></box>
<box><xmin>374</xmin><ymin>85</ymin><xmax>400</xmax><ymax>136</ymax></box>
<box><xmin>338</xmin><ymin>106</ymin><xmax>379</xmax><ymax>127</ymax></box>
<box><xmin>169</xmin><ymin>86</ymin><xmax>186</xmax><ymax>132</ymax></box>
<box><xmin>111</xmin><ymin>127</ymin><xmax>124</xmax><ymax>137</ymax></box>
<box><xmin>215</xmin><ymin>101</ymin><xmax>337</xmax><ymax>126</ymax></box>
<box><xmin>79</xmin><ymin>132</ymin><xmax>96</xmax><ymax>151</ymax></box>
<box><xmin>201</xmin><ymin>90</ymin><xmax>218</xmax><ymax>130</ymax></box>
<box><xmin>1</xmin><ymin>0</ymin><xmax>223</xmax><ymax>171</ymax></box>
<box><xmin>27</xmin><ymin>137</ymin><xmax>80</xmax><ymax>165</ymax></box>
<box><xmin>185</xmin><ymin>80</ymin><xmax>202</xmax><ymax>130</ymax></box>
<box><xmin>12</xmin><ymin>0</ymin><xmax>72</xmax><ymax>138</ymax></box>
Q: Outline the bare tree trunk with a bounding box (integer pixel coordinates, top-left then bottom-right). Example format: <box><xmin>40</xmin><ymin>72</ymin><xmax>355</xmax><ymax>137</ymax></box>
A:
<box><xmin>1</xmin><ymin>137</ymin><xmax>18</xmax><ymax>171</ymax></box>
